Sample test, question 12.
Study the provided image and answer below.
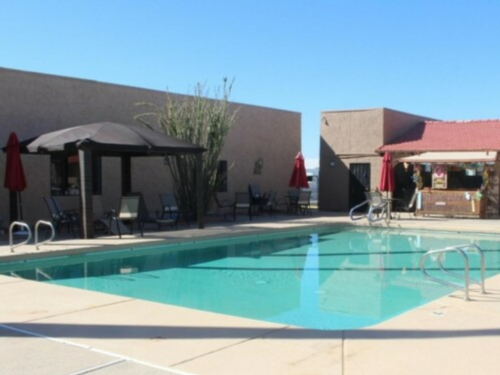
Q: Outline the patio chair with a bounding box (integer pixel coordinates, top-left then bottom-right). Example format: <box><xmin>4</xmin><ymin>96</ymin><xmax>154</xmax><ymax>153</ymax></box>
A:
<box><xmin>394</xmin><ymin>189</ymin><xmax>418</xmax><ymax>219</ymax></box>
<box><xmin>248</xmin><ymin>183</ymin><xmax>266</xmax><ymax>216</ymax></box>
<box><xmin>233</xmin><ymin>192</ymin><xmax>252</xmax><ymax>220</ymax></box>
<box><xmin>92</xmin><ymin>195</ymin><xmax>108</xmax><ymax>234</ymax></box>
<box><xmin>92</xmin><ymin>195</ymin><xmax>129</xmax><ymax>235</ymax></box>
<box><xmin>126</xmin><ymin>192</ymin><xmax>166</xmax><ymax>230</ymax></box>
<box><xmin>109</xmin><ymin>195</ymin><xmax>144</xmax><ymax>238</ymax></box>
<box><xmin>44</xmin><ymin>196</ymin><xmax>79</xmax><ymax>235</ymax></box>
<box><xmin>366</xmin><ymin>191</ymin><xmax>390</xmax><ymax>221</ymax></box>
<box><xmin>349</xmin><ymin>191</ymin><xmax>389</xmax><ymax>223</ymax></box>
<box><xmin>297</xmin><ymin>190</ymin><xmax>312</xmax><ymax>216</ymax></box>
<box><xmin>160</xmin><ymin>193</ymin><xmax>189</xmax><ymax>227</ymax></box>
<box><xmin>260</xmin><ymin>190</ymin><xmax>277</xmax><ymax>216</ymax></box>
<box><xmin>213</xmin><ymin>194</ymin><xmax>234</xmax><ymax>221</ymax></box>
<box><xmin>285</xmin><ymin>189</ymin><xmax>300</xmax><ymax>214</ymax></box>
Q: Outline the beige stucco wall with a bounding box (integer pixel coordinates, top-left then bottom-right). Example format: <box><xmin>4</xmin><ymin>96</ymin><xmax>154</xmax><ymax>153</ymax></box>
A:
<box><xmin>0</xmin><ymin>68</ymin><xmax>300</xmax><ymax>227</ymax></box>
<box><xmin>319</xmin><ymin>108</ymin><xmax>434</xmax><ymax>212</ymax></box>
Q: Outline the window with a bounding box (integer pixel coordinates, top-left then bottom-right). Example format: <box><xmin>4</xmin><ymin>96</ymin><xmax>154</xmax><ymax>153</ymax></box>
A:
<box><xmin>216</xmin><ymin>160</ymin><xmax>228</xmax><ymax>192</ymax></box>
<box><xmin>50</xmin><ymin>154</ymin><xmax>102</xmax><ymax>196</ymax></box>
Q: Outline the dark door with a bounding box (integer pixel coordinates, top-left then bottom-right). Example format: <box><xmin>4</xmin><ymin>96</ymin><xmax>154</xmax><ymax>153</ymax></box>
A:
<box><xmin>349</xmin><ymin>163</ymin><xmax>370</xmax><ymax>210</ymax></box>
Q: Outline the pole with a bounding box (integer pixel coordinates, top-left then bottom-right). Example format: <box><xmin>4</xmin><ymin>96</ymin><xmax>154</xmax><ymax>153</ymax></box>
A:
<box><xmin>18</xmin><ymin>192</ymin><xmax>23</xmax><ymax>221</ymax></box>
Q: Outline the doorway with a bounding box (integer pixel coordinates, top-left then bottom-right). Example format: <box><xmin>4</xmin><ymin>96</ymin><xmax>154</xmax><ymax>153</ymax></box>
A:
<box><xmin>349</xmin><ymin>163</ymin><xmax>370</xmax><ymax>210</ymax></box>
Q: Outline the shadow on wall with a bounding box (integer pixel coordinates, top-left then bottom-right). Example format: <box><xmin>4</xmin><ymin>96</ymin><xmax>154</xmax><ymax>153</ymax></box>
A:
<box><xmin>319</xmin><ymin>138</ymin><xmax>352</xmax><ymax>212</ymax></box>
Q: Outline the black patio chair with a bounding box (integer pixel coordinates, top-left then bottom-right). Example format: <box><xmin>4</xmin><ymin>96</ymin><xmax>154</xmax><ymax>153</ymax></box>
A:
<box><xmin>44</xmin><ymin>196</ymin><xmax>80</xmax><ymax>235</ymax></box>
<box><xmin>297</xmin><ymin>190</ymin><xmax>312</xmax><ymax>216</ymax></box>
<box><xmin>248</xmin><ymin>183</ymin><xmax>267</xmax><ymax>216</ymax></box>
<box><xmin>213</xmin><ymin>194</ymin><xmax>234</xmax><ymax>221</ymax></box>
<box><xmin>394</xmin><ymin>189</ymin><xmax>418</xmax><ymax>219</ymax></box>
<box><xmin>234</xmin><ymin>192</ymin><xmax>252</xmax><ymax>220</ymax></box>
<box><xmin>160</xmin><ymin>193</ymin><xmax>189</xmax><ymax>227</ymax></box>
<box><xmin>261</xmin><ymin>190</ymin><xmax>277</xmax><ymax>216</ymax></box>
<box><xmin>285</xmin><ymin>189</ymin><xmax>300</xmax><ymax>214</ymax></box>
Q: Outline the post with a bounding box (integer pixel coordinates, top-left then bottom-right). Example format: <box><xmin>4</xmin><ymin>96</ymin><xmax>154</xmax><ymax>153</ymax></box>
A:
<box><xmin>79</xmin><ymin>148</ymin><xmax>94</xmax><ymax>239</ymax></box>
<box><xmin>9</xmin><ymin>191</ymin><xmax>18</xmax><ymax>223</ymax></box>
<box><xmin>121</xmin><ymin>155</ymin><xmax>132</xmax><ymax>195</ymax></box>
<box><xmin>196</xmin><ymin>153</ymin><xmax>204</xmax><ymax>229</ymax></box>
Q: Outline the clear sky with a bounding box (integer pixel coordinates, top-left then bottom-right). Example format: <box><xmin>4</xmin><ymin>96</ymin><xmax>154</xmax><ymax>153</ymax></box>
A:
<box><xmin>2</xmin><ymin>1</ymin><xmax>500</xmax><ymax>169</ymax></box>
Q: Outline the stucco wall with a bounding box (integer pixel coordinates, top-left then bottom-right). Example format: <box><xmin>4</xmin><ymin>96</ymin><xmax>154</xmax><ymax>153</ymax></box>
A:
<box><xmin>318</xmin><ymin>108</ymin><xmax>433</xmax><ymax>212</ymax></box>
<box><xmin>0</xmin><ymin>68</ymin><xmax>300</xmax><ymax>227</ymax></box>
<box><xmin>382</xmin><ymin>108</ymin><xmax>436</xmax><ymax>145</ymax></box>
<box><xmin>319</xmin><ymin>109</ymin><xmax>384</xmax><ymax>211</ymax></box>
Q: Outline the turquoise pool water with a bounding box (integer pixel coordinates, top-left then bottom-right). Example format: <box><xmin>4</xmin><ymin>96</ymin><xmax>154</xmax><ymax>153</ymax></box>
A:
<box><xmin>2</xmin><ymin>226</ymin><xmax>500</xmax><ymax>330</ymax></box>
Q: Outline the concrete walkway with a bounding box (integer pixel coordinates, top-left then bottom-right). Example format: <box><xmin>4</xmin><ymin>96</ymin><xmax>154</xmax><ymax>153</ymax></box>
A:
<box><xmin>1</xmin><ymin>213</ymin><xmax>500</xmax><ymax>374</ymax></box>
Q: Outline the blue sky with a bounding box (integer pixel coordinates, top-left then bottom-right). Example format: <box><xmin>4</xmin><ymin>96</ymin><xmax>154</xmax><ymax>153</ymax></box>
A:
<box><xmin>2</xmin><ymin>1</ymin><xmax>500</xmax><ymax>169</ymax></box>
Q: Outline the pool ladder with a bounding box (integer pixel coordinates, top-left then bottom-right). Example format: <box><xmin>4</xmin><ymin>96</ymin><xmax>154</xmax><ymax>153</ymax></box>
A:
<box><xmin>9</xmin><ymin>220</ymin><xmax>56</xmax><ymax>253</ymax></box>
<box><xmin>420</xmin><ymin>244</ymin><xmax>486</xmax><ymax>301</ymax></box>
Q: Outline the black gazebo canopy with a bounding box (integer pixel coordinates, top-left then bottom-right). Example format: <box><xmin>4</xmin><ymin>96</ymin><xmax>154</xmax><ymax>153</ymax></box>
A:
<box><xmin>25</xmin><ymin>122</ymin><xmax>206</xmax><ymax>238</ymax></box>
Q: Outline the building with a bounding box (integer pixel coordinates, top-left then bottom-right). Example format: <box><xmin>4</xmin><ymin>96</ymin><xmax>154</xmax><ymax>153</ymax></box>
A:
<box><xmin>319</xmin><ymin>107</ymin><xmax>500</xmax><ymax>218</ymax></box>
<box><xmin>319</xmin><ymin>108</ymin><xmax>433</xmax><ymax>212</ymax></box>
<box><xmin>0</xmin><ymin>68</ymin><xmax>301</xmax><ymax>228</ymax></box>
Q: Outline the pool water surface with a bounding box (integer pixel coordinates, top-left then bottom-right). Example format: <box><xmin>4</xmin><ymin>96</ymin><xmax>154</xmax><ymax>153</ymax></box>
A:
<box><xmin>2</xmin><ymin>226</ymin><xmax>500</xmax><ymax>330</ymax></box>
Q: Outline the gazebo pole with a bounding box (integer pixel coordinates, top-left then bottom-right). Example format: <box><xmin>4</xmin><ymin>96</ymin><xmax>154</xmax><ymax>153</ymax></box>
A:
<box><xmin>196</xmin><ymin>153</ymin><xmax>204</xmax><ymax>229</ymax></box>
<box><xmin>121</xmin><ymin>155</ymin><xmax>132</xmax><ymax>195</ymax></box>
<box><xmin>79</xmin><ymin>147</ymin><xmax>94</xmax><ymax>239</ymax></box>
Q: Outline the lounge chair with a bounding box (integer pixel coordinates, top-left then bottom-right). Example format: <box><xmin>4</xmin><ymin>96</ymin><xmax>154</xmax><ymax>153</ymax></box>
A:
<box><xmin>233</xmin><ymin>192</ymin><xmax>252</xmax><ymax>220</ymax></box>
<box><xmin>43</xmin><ymin>196</ymin><xmax>79</xmax><ymax>235</ymax></box>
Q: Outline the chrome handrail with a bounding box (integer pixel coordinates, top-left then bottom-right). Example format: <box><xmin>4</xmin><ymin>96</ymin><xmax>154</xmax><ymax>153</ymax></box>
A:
<box><xmin>420</xmin><ymin>244</ymin><xmax>486</xmax><ymax>301</ymax></box>
<box><xmin>9</xmin><ymin>221</ymin><xmax>32</xmax><ymax>253</ymax></box>
<box><xmin>35</xmin><ymin>220</ymin><xmax>55</xmax><ymax>250</ymax></box>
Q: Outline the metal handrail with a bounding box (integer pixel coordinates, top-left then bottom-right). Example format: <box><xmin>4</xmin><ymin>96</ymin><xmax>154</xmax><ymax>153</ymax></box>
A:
<box><xmin>9</xmin><ymin>221</ymin><xmax>32</xmax><ymax>253</ymax></box>
<box><xmin>420</xmin><ymin>244</ymin><xmax>486</xmax><ymax>301</ymax></box>
<box><xmin>35</xmin><ymin>220</ymin><xmax>55</xmax><ymax>250</ymax></box>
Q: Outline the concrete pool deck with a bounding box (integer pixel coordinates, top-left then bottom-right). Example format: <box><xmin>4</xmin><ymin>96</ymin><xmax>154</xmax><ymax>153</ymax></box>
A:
<box><xmin>1</xmin><ymin>213</ymin><xmax>500</xmax><ymax>374</ymax></box>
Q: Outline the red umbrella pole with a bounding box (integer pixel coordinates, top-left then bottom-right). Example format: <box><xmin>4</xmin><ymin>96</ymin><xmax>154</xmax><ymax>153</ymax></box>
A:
<box><xmin>4</xmin><ymin>132</ymin><xmax>27</xmax><ymax>223</ymax></box>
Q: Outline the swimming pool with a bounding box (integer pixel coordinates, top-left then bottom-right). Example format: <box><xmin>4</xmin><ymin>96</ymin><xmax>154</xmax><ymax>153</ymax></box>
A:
<box><xmin>2</xmin><ymin>226</ymin><xmax>500</xmax><ymax>330</ymax></box>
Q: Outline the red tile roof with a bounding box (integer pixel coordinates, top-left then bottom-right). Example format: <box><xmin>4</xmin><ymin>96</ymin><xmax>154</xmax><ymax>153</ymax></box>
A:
<box><xmin>377</xmin><ymin>119</ymin><xmax>500</xmax><ymax>152</ymax></box>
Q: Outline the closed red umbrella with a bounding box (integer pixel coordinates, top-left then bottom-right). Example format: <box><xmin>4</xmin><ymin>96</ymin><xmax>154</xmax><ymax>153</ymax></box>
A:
<box><xmin>379</xmin><ymin>152</ymin><xmax>395</xmax><ymax>220</ymax></box>
<box><xmin>289</xmin><ymin>152</ymin><xmax>309</xmax><ymax>189</ymax></box>
<box><xmin>4</xmin><ymin>132</ymin><xmax>27</xmax><ymax>222</ymax></box>
<box><xmin>379</xmin><ymin>152</ymin><xmax>395</xmax><ymax>192</ymax></box>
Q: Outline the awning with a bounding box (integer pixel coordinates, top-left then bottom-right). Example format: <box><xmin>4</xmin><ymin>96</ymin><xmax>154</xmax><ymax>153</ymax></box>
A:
<box><xmin>398</xmin><ymin>151</ymin><xmax>498</xmax><ymax>163</ymax></box>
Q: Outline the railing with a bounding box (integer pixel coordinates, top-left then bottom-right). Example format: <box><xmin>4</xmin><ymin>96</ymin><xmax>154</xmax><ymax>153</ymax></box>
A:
<box><xmin>35</xmin><ymin>220</ymin><xmax>55</xmax><ymax>250</ymax></box>
<box><xmin>9</xmin><ymin>221</ymin><xmax>32</xmax><ymax>253</ymax></box>
<box><xmin>420</xmin><ymin>244</ymin><xmax>486</xmax><ymax>301</ymax></box>
<box><xmin>9</xmin><ymin>220</ymin><xmax>56</xmax><ymax>253</ymax></box>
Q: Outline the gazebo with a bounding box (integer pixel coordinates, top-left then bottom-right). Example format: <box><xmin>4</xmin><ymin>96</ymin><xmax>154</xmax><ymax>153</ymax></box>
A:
<box><xmin>24</xmin><ymin>122</ymin><xmax>206</xmax><ymax>238</ymax></box>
